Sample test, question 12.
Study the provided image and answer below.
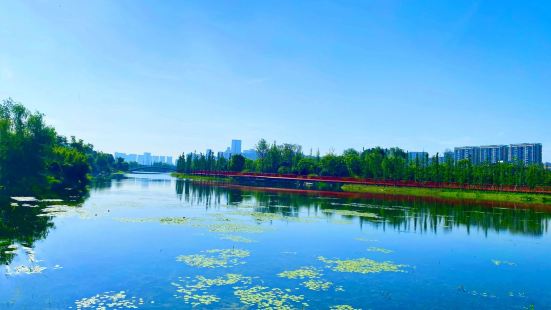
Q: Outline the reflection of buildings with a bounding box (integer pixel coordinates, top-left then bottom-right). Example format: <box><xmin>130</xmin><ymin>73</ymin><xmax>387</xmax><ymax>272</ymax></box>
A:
<box><xmin>114</xmin><ymin>152</ymin><xmax>174</xmax><ymax>165</ymax></box>
<box><xmin>454</xmin><ymin>143</ymin><xmax>542</xmax><ymax>165</ymax></box>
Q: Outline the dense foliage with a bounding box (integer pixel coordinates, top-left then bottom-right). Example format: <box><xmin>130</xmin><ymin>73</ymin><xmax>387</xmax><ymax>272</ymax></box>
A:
<box><xmin>0</xmin><ymin>99</ymin><xmax>126</xmax><ymax>196</ymax></box>
<box><xmin>176</xmin><ymin>139</ymin><xmax>551</xmax><ymax>188</ymax></box>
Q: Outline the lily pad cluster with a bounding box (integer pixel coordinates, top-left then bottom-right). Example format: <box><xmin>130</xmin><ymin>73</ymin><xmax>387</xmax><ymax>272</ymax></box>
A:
<box><xmin>172</xmin><ymin>273</ymin><xmax>252</xmax><ymax>306</ymax></box>
<box><xmin>322</xmin><ymin>209</ymin><xmax>380</xmax><ymax>219</ymax></box>
<box><xmin>367</xmin><ymin>247</ymin><xmax>393</xmax><ymax>254</ymax></box>
<box><xmin>491</xmin><ymin>259</ymin><xmax>516</xmax><ymax>266</ymax></box>
<box><xmin>234</xmin><ymin>285</ymin><xmax>307</xmax><ymax>310</ymax></box>
<box><xmin>176</xmin><ymin>248</ymin><xmax>250</xmax><ymax>268</ymax></box>
<box><xmin>219</xmin><ymin>234</ymin><xmax>256</xmax><ymax>243</ymax></box>
<box><xmin>277</xmin><ymin>266</ymin><xmax>335</xmax><ymax>291</ymax></box>
<box><xmin>208</xmin><ymin>223</ymin><xmax>267</xmax><ymax>234</ymax></box>
<box><xmin>74</xmin><ymin>291</ymin><xmax>145</xmax><ymax>309</ymax></box>
<box><xmin>277</xmin><ymin>266</ymin><xmax>322</xmax><ymax>280</ymax></box>
<box><xmin>318</xmin><ymin>256</ymin><xmax>406</xmax><ymax>274</ymax></box>
<box><xmin>330</xmin><ymin>305</ymin><xmax>361</xmax><ymax>310</ymax></box>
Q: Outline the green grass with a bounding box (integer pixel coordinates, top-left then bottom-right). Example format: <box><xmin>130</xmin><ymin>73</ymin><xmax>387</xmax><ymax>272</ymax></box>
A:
<box><xmin>341</xmin><ymin>184</ymin><xmax>551</xmax><ymax>205</ymax></box>
<box><xmin>171</xmin><ymin>172</ymin><xmax>229</xmax><ymax>182</ymax></box>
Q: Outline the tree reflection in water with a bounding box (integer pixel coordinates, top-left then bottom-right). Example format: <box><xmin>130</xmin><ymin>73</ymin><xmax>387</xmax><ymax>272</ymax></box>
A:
<box><xmin>176</xmin><ymin>180</ymin><xmax>551</xmax><ymax>237</ymax></box>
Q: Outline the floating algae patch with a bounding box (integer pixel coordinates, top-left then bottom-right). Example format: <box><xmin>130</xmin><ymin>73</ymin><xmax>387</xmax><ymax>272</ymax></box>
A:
<box><xmin>277</xmin><ymin>266</ymin><xmax>322</xmax><ymax>279</ymax></box>
<box><xmin>322</xmin><ymin>209</ymin><xmax>380</xmax><ymax>219</ymax></box>
<box><xmin>220</xmin><ymin>235</ymin><xmax>256</xmax><ymax>243</ymax></box>
<box><xmin>301</xmin><ymin>279</ymin><xmax>333</xmax><ymax>291</ymax></box>
<box><xmin>176</xmin><ymin>248</ymin><xmax>250</xmax><ymax>268</ymax></box>
<box><xmin>330</xmin><ymin>305</ymin><xmax>360</xmax><ymax>310</ymax></box>
<box><xmin>160</xmin><ymin>216</ymin><xmax>204</xmax><ymax>226</ymax></box>
<box><xmin>355</xmin><ymin>237</ymin><xmax>378</xmax><ymax>242</ymax></box>
<box><xmin>208</xmin><ymin>222</ymin><xmax>268</xmax><ymax>234</ymax></box>
<box><xmin>172</xmin><ymin>273</ymin><xmax>252</xmax><ymax>306</ymax></box>
<box><xmin>37</xmin><ymin>205</ymin><xmax>89</xmax><ymax>219</ymax></box>
<box><xmin>5</xmin><ymin>265</ymin><xmax>47</xmax><ymax>276</ymax></box>
<box><xmin>318</xmin><ymin>256</ymin><xmax>407</xmax><ymax>274</ymax></box>
<box><xmin>115</xmin><ymin>218</ymin><xmax>157</xmax><ymax>223</ymax></box>
<box><xmin>74</xmin><ymin>290</ymin><xmax>145</xmax><ymax>309</ymax></box>
<box><xmin>492</xmin><ymin>259</ymin><xmax>516</xmax><ymax>266</ymax></box>
<box><xmin>367</xmin><ymin>247</ymin><xmax>393</xmax><ymax>254</ymax></box>
<box><xmin>234</xmin><ymin>285</ymin><xmax>306</xmax><ymax>310</ymax></box>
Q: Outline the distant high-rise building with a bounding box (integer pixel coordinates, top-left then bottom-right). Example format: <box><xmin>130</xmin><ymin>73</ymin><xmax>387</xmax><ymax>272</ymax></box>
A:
<box><xmin>454</xmin><ymin>146</ymin><xmax>480</xmax><ymax>164</ymax></box>
<box><xmin>231</xmin><ymin>139</ymin><xmax>242</xmax><ymax>155</ymax></box>
<box><xmin>407</xmin><ymin>152</ymin><xmax>428</xmax><ymax>162</ymax></box>
<box><xmin>166</xmin><ymin>156</ymin><xmax>173</xmax><ymax>165</ymax></box>
<box><xmin>509</xmin><ymin>143</ymin><xmax>542</xmax><ymax>165</ymax></box>
<box><xmin>454</xmin><ymin>143</ymin><xmax>542</xmax><ymax>165</ymax></box>
<box><xmin>127</xmin><ymin>154</ymin><xmax>137</xmax><ymax>162</ymax></box>
<box><xmin>223</xmin><ymin>147</ymin><xmax>232</xmax><ymax>159</ymax></box>
<box><xmin>439</xmin><ymin>150</ymin><xmax>454</xmax><ymax>164</ymax></box>
<box><xmin>242</xmin><ymin>149</ymin><xmax>258</xmax><ymax>160</ymax></box>
<box><xmin>114</xmin><ymin>152</ymin><xmax>126</xmax><ymax>160</ymax></box>
<box><xmin>137</xmin><ymin>155</ymin><xmax>145</xmax><ymax>165</ymax></box>
<box><xmin>479</xmin><ymin>145</ymin><xmax>508</xmax><ymax>164</ymax></box>
<box><xmin>545</xmin><ymin>162</ymin><xmax>551</xmax><ymax>170</ymax></box>
<box><xmin>143</xmin><ymin>152</ymin><xmax>152</xmax><ymax>165</ymax></box>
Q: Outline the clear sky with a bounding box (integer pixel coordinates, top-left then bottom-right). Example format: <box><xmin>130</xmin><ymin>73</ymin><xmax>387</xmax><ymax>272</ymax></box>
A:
<box><xmin>0</xmin><ymin>1</ymin><xmax>550</xmax><ymax>161</ymax></box>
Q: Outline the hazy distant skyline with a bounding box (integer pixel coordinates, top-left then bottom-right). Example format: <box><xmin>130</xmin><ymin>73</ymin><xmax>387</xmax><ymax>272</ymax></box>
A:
<box><xmin>1</xmin><ymin>1</ymin><xmax>550</xmax><ymax>161</ymax></box>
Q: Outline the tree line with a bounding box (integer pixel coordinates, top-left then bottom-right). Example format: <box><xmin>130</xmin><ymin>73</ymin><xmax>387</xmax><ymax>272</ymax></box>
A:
<box><xmin>0</xmin><ymin>99</ymin><xmax>128</xmax><ymax>196</ymax></box>
<box><xmin>176</xmin><ymin>139</ymin><xmax>551</xmax><ymax>188</ymax></box>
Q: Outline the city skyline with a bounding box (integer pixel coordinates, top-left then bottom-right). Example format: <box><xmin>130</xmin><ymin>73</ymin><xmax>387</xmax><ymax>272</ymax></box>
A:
<box><xmin>1</xmin><ymin>1</ymin><xmax>550</xmax><ymax>161</ymax></box>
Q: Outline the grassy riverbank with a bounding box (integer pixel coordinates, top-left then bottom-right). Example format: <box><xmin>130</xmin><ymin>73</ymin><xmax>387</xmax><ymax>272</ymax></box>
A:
<box><xmin>171</xmin><ymin>172</ymin><xmax>229</xmax><ymax>182</ymax></box>
<box><xmin>342</xmin><ymin>184</ymin><xmax>551</xmax><ymax>205</ymax></box>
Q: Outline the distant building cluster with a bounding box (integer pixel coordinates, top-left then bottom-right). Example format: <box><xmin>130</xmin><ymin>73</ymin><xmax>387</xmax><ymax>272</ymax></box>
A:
<box><xmin>453</xmin><ymin>143</ymin><xmax>542</xmax><ymax>165</ymax></box>
<box><xmin>406</xmin><ymin>143</ymin><xmax>543</xmax><ymax>166</ymax></box>
<box><xmin>114</xmin><ymin>152</ymin><xmax>173</xmax><ymax>166</ymax></box>
<box><xmin>214</xmin><ymin>139</ymin><xmax>258</xmax><ymax>160</ymax></box>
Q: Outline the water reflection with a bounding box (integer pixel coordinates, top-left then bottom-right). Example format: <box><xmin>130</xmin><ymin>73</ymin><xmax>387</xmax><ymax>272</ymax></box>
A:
<box><xmin>0</xmin><ymin>189</ymin><xmax>90</xmax><ymax>265</ymax></box>
<box><xmin>176</xmin><ymin>180</ymin><xmax>551</xmax><ymax>237</ymax></box>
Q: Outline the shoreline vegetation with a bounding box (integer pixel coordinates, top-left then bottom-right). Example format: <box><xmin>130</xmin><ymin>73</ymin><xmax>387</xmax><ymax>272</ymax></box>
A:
<box><xmin>171</xmin><ymin>172</ymin><xmax>551</xmax><ymax>206</ymax></box>
<box><xmin>175</xmin><ymin>140</ymin><xmax>551</xmax><ymax>193</ymax></box>
<box><xmin>341</xmin><ymin>184</ymin><xmax>551</xmax><ymax>205</ymax></box>
<box><xmin>0</xmin><ymin>99</ymin><xmax>130</xmax><ymax>198</ymax></box>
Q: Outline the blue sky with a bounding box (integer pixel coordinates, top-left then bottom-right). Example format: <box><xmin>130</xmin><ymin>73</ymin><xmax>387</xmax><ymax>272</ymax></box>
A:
<box><xmin>0</xmin><ymin>1</ymin><xmax>550</xmax><ymax>160</ymax></box>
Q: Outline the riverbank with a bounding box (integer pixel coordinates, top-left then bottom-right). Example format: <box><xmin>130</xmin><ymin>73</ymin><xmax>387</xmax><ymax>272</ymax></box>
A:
<box><xmin>171</xmin><ymin>172</ymin><xmax>229</xmax><ymax>182</ymax></box>
<box><xmin>342</xmin><ymin>184</ymin><xmax>551</xmax><ymax>205</ymax></box>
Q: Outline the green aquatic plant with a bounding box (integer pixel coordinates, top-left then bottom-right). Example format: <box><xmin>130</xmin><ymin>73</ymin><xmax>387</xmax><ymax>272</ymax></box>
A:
<box><xmin>322</xmin><ymin>209</ymin><xmax>380</xmax><ymax>219</ymax></box>
<box><xmin>176</xmin><ymin>248</ymin><xmax>250</xmax><ymax>268</ymax></box>
<box><xmin>220</xmin><ymin>234</ymin><xmax>256</xmax><ymax>243</ymax></box>
<box><xmin>277</xmin><ymin>266</ymin><xmax>322</xmax><ymax>279</ymax></box>
<box><xmin>301</xmin><ymin>279</ymin><xmax>333</xmax><ymax>291</ymax></box>
<box><xmin>208</xmin><ymin>223</ymin><xmax>267</xmax><ymax>233</ymax></box>
<box><xmin>115</xmin><ymin>218</ymin><xmax>157</xmax><ymax>223</ymax></box>
<box><xmin>318</xmin><ymin>256</ymin><xmax>406</xmax><ymax>274</ymax></box>
<box><xmin>491</xmin><ymin>259</ymin><xmax>516</xmax><ymax>266</ymax></box>
<box><xmin>330</xmin><ymin>305</ymin><xmax>360</xmax><ymax>310</ymax></box>
<box><xmin>74</xmin><ymin>291</ymin><xmax>145</xmax><ymax>309</ymax></box>
<box><xmin>172</xmin><ymin>273</ymin><xmax>252</xmax><ymax>306</ymax></box>
<box><xmin>367</xmin><ymin>247</ymin><xmax>393</xmax><ymax>254</ymax></box>
<box><xmin>37</xmin><ymin>205</ymin><xmax>90</xmax><ymax>219</ymax></box>
<box><xmin>355</xmin><ymin>237</ymin><xmax>378</xmax><ymax>242</ymax></box>
<box><xmin>5</xmin><ymin>265</ymin><xmax>47</xmax><ymax>275</ymax></box>
<box><xmin>234</xmin><ymin>285</ymin><xmax>306</xmax><ymax>310</ymax></box>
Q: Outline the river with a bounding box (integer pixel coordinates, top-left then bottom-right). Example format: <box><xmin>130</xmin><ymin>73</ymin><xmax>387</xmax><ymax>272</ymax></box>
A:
<box><xmin>1</xmin><ymin>173</ymin><xmax>550</xmax><ymax>309</ymax></box>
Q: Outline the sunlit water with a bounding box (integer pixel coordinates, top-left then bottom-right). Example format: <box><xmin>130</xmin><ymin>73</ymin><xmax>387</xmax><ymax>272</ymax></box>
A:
<box><xmin>1</xmin><ymin>173</ymin><xmax>551</xmax><ymax>309</ymax></box>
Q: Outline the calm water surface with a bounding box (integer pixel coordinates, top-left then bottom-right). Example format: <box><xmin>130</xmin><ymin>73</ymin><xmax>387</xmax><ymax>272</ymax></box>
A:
<box><xmin>1</xmin><ymin>173</ymin><xmax>550</xmax><ymax>309</ymax></box>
